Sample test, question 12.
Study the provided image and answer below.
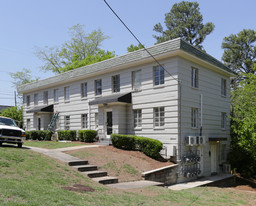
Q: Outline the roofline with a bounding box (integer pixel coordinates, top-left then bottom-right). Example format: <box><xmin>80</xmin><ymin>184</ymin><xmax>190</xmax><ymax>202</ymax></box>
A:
<box><xmin>18</xmin><ymin>38</ymin><xmax>235</xmax><ymax>93</ymax></box>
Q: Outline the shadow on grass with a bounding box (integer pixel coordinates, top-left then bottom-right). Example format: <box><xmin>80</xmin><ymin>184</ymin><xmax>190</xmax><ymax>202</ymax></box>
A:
<box><xmin>0</xmin><ymin>144</ymin><xmax>30</xmax><ymax>150</ymax></box>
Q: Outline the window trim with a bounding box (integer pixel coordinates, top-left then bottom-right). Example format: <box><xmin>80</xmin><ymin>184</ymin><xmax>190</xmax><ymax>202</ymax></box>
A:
<box><xmin>112</xmin><ymin>74</ymin><xmax>120</xmax><ymax>93</ymax></box>
<box><xmin>191</xmin><ymin>107</ymin><xmax>199</xmax><ymax>129</ymax></box>
<box><xmin>221</xmin><ymin>112</ymin><xmax>227</xmax><ymax>130</ymax></box>
<box><xmin>54</xmin><ymin>89</ymin><xmax>59</xmax><ymax>103</ymax></box>
<box><xmin>95</xmin><ymin>79</ymin><xmax>102</xmax><ymax>96</ymax></box>
<box><xmin>81</xmin><ymin>114</ymin><xmax>88</xmax><ymax>129</ymax></box>
<box><xmin>154</xmin><ymin>107</ymin><xmax>165</xmax><ymax>128</ymax></box>
<box><xmin>132</xmin><ymin>70</ymin><xmax>142</xmax><ymax>91</ymax></box>
<box><xmin>191</xmin><ymin>67</ymin><xmax>199</xmax><ymax>88</ymax></box>
<box><xmin>81</xmin><ymin>82</ymin><xmax>87</xmax><ymax>99</ymax></box>
<box><xmin>43</xmin><ymin>91</ymin><xmax>48</xmax><ymax>105</ymax></box>
<box><xmin>26</xmin><ymin>95</ymin><xmax>30</xmax><ymax>107</ymax></box>
<box><xmin>64</xmin><ymin>115</ymin><xmax>70</xmax><ymax>130</ymax></box>
<box><xmin>133</xmin><ymin>109</ymin><xmax>142</xmax><ymax>129</ymax></box>
<box><xmin>34</xmin><ymin>93</ymin><xmax>38</xmax><ymax>106</ymax></box>
<box><xmin>221</xmin><ymin>78</ymin><xmax>227</xmax><ymax>97</ymax></box>
<box><xmin>64</xmin><ymin>86</ymin><xmax>70</xmax><ymax>102</ymax></box>
<box><xmin>153</xmin><ymin>65</ymin><xmax>165</xmax><ymax>86</ymax></box>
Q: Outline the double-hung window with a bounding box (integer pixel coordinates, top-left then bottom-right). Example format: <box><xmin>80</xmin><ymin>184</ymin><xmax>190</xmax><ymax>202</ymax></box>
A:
<box><xmin>27</xmin><ymin>119</ymin><xmax>31</xmax><ymax>130</ymax></box>
<box><xmin>221</xmin><ymin>78</ymin><xmax>227</xmax><ymax>97</ymax></box>
<box><xmin>34</xmin><ymin>93</ymin><xmax>38</xmax><ymax>106</ymax></box>
<box><xmin>154</xmin><ymin>107</ymin><xmax>164</xmax><ymax>127</ymax></box>
<box><xmin>112</xmin><ymin>75</ymin><xmax>120</xmax><ymax>93</ymax></box>
<box><xmin>95</xmin><ymin>79</ymin><xmax>102</xmax><ymax>95</ymax></box>
<box><xmin>43</xmin><ymin>91</ymin><xmax>48</xmax><ymax>105</ymax></box>
<box><xmin>54</xmin><ymin>89</ymin><xmax>59</xmax><ymax>103</ymax></box>
<box><xmin>134</xmin><ymin>109</ymin><xmax>142</xmax><ymax>128</ymax></box>
<box><xmin>221</xmin><ymin>112</ymin><xmax>226</xmax><ymax>129</ymax></box>
<box><xmin>154</xmin><ymin>66</ymin><xmax>165</xmax><ymax>86</ymax></box>
<box><xmin>64</xmin><ymin>87</ymin><xmax>70</xmax><ymax>101</ymax></box>
<box><xmin>64</xmin><ymin>116</ymin><xmax>70</xmax><ymax>130</ymax></box>
<box><xmin>81</xmin><ymin>82</ymin><xmax>87</xmax><ymax>98</ymax></box>
<box><xmin>26</xmin><ymin>95</ymin><xmax>30</xmax><ymax>107</ymax></box>
<box><xmin>81</xmin><ymin>114</ymin><xmax>88</xmax><ymax>129</ymax></box>
<box><xmin>191</xmin><ymin>67</ymin><xmax>198</xmax><ymax>88</ymax></box>
<box><xmin>132</xmin><ymin>70</ymin><xmax>141</xmax><ymax>91</ymax></box>
<box><xmin>191</xmin><ymin>108</ymin><xmax>198</xmax><ymax>128</ymax></box>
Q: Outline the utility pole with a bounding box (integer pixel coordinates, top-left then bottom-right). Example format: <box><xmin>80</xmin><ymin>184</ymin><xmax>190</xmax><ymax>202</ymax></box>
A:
<box><xmin>14</xmin><ymin>91</ymin><xmax>17</xmax><ymax>106</ymax></box>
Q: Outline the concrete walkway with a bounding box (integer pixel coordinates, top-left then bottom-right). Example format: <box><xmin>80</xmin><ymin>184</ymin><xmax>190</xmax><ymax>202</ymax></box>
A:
<box><xmin>25</xmin><ymin>145</ymin><xmax>163</xmax><ymax>190</ymax></box>
<box><xmin>168</xmin><ymin>174</ymin><xmax>234</xmax><ymax>191</ymax></box>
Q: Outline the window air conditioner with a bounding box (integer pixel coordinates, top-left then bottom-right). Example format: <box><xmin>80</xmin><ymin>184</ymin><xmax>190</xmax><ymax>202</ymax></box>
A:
<box><xmin>186</xmin><ymin>136</ymin><xmax>196</xmax><ymax>146</ymax></box>
<box><xmin>196</xmin><ymin>136</ymin><xmax>205</xmax><ymax>145</ymax></box>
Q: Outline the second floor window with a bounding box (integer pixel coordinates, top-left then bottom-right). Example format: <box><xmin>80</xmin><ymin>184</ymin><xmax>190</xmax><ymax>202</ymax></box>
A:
<box><xmin>95</xmin><ymin>79</ymin><xmax>102</xmax><ymax>95</ymax></box>
<box><xmin>81</xmin><ymin>114</ymin><xmax>88</xmax><ymax>129</ymax></box>
<box><xmin>26</xmin><ymin>95</ymin><xmax>30</xmax><ymax>107</ymax></box>
<box><xmin>132</xmin><ymin>70</ymin><xmax>141</xmax><ymax>90</ymax></box>
<box><xmin>191</xmin><ymin>67</ymin><xmax>198</xmax><ymax>88</ymax></box>
<box><xmin>112</xmin><ymin>75</ymin><xmax>120</xmax><ymax>93</ymax></box>
<box><xmin>64</xmin><ymin>87</ymin><xmax>70</xmax><ymax>101</ymax></box>
<box><xmin>34</xmin><ymin>93</ymin><xmax>38</xmax><ymax>106</ymax></box>
<box><xmin>134</xmin><ymin>109</ymin><xmax>142</xmax><ymax>128</ymax></box>
<box><xmin>191</xmin><ymin>107</ymin><xmax>198</xmax><ymax>128</ymax></box>
<box><xmin>54</xmin><ymin>89</ymin><xmax>59</xmax><ymax>103</ymax></box>
<box><xmin>43</xmin><ymin>91</ymin><xmax>48</xmax><ymax>105</ymax></box>
<box><xmin>81</xmin><ymin>82</ymin><xmax>87</xmax><ymax>98</ymax></box>
<box><xmin>221</xmin><ymin>78</ymin><xmax>227</xmax><ymax>97</ymax></box>
<box><xmin>154</xmin><ymin>66</ymin><xmax>165</xmax><ymax>86</ymax></box>
<box><xmin>221</xmin><ymin>112</ymin><xmax>227</xmax><ymax>129</ymax></box>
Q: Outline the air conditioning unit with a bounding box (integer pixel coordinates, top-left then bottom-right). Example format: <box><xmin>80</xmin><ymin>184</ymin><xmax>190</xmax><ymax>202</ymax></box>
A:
<box><xmin>223</xmin><ymin>163</ymin><xmax>231</xmax><ymax>174</ymax></box>
<box><xmin>186</xmin><ymin>136</ymin><xmax>196</xmax><ymax>146</ymax></box>
<box><xmin>196</xmin><ymin>136</ymin><xmax>206</xmax><ymax>145</ymax></box>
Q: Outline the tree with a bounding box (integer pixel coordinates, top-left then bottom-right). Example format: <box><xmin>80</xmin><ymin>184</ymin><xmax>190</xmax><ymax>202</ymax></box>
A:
<box><xmin>0</xmin><ymin>106</ymin><xmax>23</xmax><ymax>127</ymax></box>
<box><xmin>35</xmin><ymin>24</ymin><xmax>114</xmax><ymax>74</ymax></box>
<box><xmin>153</xmin><ymin>1</ymin><xmax>214</xmax><ymax>50</ymax></box>
<box><xmin>9</xmin><ymin>68</ymin><xmax>39</xmax><ymax>104</ymax></box>
<box><xmin>127</xmin><ymin>44</ymin><xmax>144</xmax><ymax>52</ymax></box>
<box><xmin>229</xmin><ymin>73</ymin><xmax>256</xmax><ymax>177</ymax></box>
<box><xmin>222</xmin><ymin>29</ymin><xmax>256</xmax><ymax>76</ymax></box>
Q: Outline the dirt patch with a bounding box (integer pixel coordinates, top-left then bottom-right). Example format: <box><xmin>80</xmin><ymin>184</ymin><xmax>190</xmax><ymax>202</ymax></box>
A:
<box><xmin>62</xmin><ymin>184</ymin><xmax>95</xmax><ymax>192</ymax></box>
<box><xmin>66</xmin><ymin>146</ymin><xmax>174</xmax><ymax>182</ymax></box>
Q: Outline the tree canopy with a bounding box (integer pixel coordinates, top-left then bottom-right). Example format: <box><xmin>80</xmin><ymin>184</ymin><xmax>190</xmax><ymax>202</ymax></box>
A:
<box><xmin>153</xmin><ymin>1</ymin><xmax>214</xmax><ymax>50</ymax></box>
<box><xmin>127</xmin><ymin>44</ymin><xmax>144</xmax><ymax>52</ymax></box>
<box><xmin>35</xmin><ymin>24</ymin><xmax>114</xmax><ymax>74</ymax></box>
<box><xmin>0</xmin><ymin>106</ymin><xmax>23</xmax><ymax>127</ymax></box>
<box><xmin>222</xmin><ymin>29</ymin><xmax>256</xmax><ymax>75</ymax></box>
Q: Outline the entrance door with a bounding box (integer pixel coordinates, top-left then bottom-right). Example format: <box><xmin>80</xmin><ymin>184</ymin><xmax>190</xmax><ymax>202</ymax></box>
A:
<box><xmin>106</xmin><ymin>111</ymin><xmax>112</xmax><ymax>139</ymax></box>
<box><xmin>210</xmin><ymin>144</ymin><xmax>217</xmax><ymax>174</ymax></box>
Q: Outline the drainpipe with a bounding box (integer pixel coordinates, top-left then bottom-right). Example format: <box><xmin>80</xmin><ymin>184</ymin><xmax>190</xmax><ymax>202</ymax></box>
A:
<box><xmin>200</xmin><ymin>94</ymin><xmax>203</xmax><ymax>136</ymax></box>
<box><xmin>88</xmin><ymin>101</ymin><xmax>91</xmax><ymax>129</ymax></box>
<box><xmin>178</xmin><ymin>80</ymin><xmax>182</xmax><ymax>161</ymax></box>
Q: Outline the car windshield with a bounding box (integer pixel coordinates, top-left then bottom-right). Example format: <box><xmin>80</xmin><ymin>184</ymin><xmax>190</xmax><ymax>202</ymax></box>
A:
<box><xmin>0</xmin><ymin>117</ymin><xmax>17</xmax><ymax>127</ymax></box>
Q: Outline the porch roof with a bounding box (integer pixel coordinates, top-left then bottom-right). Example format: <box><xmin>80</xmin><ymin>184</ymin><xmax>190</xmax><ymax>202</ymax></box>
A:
<box><xmin>89</xmin><ymin>93</ymin><xmax>131</xmax><ymax>105</ymax></box>
<box><xmin>26</xmin><ymin>104</ymin><xmax>54</xmax><ymax>113</ymax></box>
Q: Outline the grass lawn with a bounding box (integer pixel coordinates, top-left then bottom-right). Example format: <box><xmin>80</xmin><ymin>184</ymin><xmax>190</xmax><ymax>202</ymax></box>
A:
<box><xmin>24</xmin><ymin>141</ymin><xmax>86</xmax><ymax>149</ymax></box>
<box><xmin>0</xmin><ymin>146</ymin><xmax>255</xmax><ymax>206</ymax></box>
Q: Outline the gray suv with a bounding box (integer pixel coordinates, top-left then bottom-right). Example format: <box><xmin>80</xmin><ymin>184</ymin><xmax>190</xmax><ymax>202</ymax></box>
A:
<box><xmin>0</xmin><ymin>116</ymin><xmax>26</xmax><ymax>148</ymax></box>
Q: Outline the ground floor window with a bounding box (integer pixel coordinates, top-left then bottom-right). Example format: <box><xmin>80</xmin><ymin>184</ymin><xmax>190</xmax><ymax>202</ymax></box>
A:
<box><xmin>133</xmin><ymin>109</ymin><xmax>142</xmax><ymax>128</ymax></box>
<box><xmin>191</xmin><ymin>107</ymin><xmax>198</xmax><ymax>128</ymax></box>
<box><xmin>27</xmin><ymin>119</ymin><xmax>31</xmax><ymax>130</ymax></box>
<box><xmin>154</xmin><ymin>107</ymin><xmax>164</xmax><ymax>127</ymax></box>
<box><xmin>95</xmin><ymin>113</ymin><xmax>98</xmax><ymax>129</ymax></box>
<box><xmin>64</xmin><ymin>116</ymin><xmax>70</xmax><ymax>130</ymax></box>
<box><xmin>81</xmin><ymin>114</ymin><xmax>88</xmax><ymax>129</ymax></box>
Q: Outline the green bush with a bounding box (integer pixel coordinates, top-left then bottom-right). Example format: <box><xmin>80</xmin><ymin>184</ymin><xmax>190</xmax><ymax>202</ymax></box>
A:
<box><xmin>111</xmin><ymin>134</ymin><xmax>163</xmax><ymax>159</ymax></box>
<box><xmin>25</xmin><ymin>130</ymin><xmax>52</xmax><ymax>140</ymax></box>
<box><xmin>78</xmin><ymin>130</ymin><xmax>97</xmax><ymax>143</ymax></box>
<box><xmin>57</xmin><ymin>130</ymin><xmax>76</xmax><ymax>141</ymax></box>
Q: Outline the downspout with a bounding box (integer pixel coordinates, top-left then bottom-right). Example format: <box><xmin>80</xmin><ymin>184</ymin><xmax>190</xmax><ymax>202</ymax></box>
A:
<box><xmin>178</xmin><ymin>80</ymin><xmax>182</xmax><ymax>161</ymax></box>
<box><xmin>200</xmin><ymin>94</ymin><xmax>203</xmax><ymax>136</ymax></box>
<box><xmin>88</xmin><ymin>101</ymin><xmax>91</xmax><ymax>129</ymax></box>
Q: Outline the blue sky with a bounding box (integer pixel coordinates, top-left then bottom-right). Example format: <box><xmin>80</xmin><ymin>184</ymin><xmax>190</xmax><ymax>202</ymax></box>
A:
<box><xmin>0</xmin><ymin>0</ymin><xmax>255</xmax><ymax>106</ymax></box>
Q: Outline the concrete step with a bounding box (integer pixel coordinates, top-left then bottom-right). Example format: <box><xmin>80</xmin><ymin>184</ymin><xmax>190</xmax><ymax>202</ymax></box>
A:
<box><xmin>73</xmin><ymin>165</ymin><xmax>98</xmax><ymax>172</ymax></box>
<box><xmin>68</xmin><ymin>160</ymin><xmax>88</xmax><ymax>166</ymax></box>
<box><xmin>92</xmin><ymin>176</ymin><xmax>118</xmax><ymax>185</ymax></box>
<box><xmin>81</xmin><ymin>170</ymin><xmax>108</xmax><ymax>178</ymax></box>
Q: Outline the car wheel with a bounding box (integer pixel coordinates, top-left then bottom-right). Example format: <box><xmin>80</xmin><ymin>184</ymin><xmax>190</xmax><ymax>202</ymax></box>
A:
<box><xmin>0</xmin><ymin>142</ymin><xmax>2</xmax><ymax>146</ymax></box>
<box><xmin>17</xmin><ymin>143</ymin><xmax>22</xmax><ymax>148</ymax></box>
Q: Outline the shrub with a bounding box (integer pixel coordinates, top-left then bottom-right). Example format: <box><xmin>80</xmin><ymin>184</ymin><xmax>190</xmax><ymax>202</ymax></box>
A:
<box><xmin>111</xmin><ymin>134</ymin><xmax>163</xmax><ymax>159</ymax></box>
<box><xmin>78</xmin><ymin>130</ymin><xmax>97</xmax><ymax>143</ymax></box>
<box><xmin>57</xmin><ymin>130</ymin><xmax>76</xmax><ymax>141</ymax></box>
<box><xmin>25</xmin><ymin>130</ymin><xmax>52</xmax><ymax>140</ymax></box>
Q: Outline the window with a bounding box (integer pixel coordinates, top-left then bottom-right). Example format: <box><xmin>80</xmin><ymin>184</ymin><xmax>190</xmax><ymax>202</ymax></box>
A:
<box><xmin>95</xmin><ymin>113</ymin><xmax>98</xmax><ymax>129</ymax></box>
<box><xmin>191</xmin><ymin>108</ymin><xmax>198</xmax><ymax>128</ymax></box>
<box><xmin>81</xmin><ymin>114</ymin><xmax>88</xmax><ymax>129</ymax></box>
<box><xmin>27</xmin><ymin>119</ymin><xmax>31</xmax><ymax>130</ymax></box>
<box><xmin>132</xmin><ymin>70</ymin><xmax>141</xmax><ymax>90</ymax></box>
<box><xmin>64</xmin><ymin>87</ymin><xmax>70</xmax><ymax>101</ymax></box>
<box><xmin>112</xmin><ymin>75</ymin><xmax>120</xmax><ymax>93</ymax></box>
<box><xmin>26</xmin><ymin>95</ymin><xmax>30</xmax><ymax>107</ymax></box>
<box><xmin>81</xmin><ymin>82</ymin><xmax>87</xmax><ymax>98</ymax></box>
<box><xmin>64</xmin><ymin>116</ymin><xmax>70</xmax><ymax>130</ymax></box>
<box><xmin>43</xmin><ymin>91</ymin><xmax>48</xmax><ymax>105</ymax></box>
<box><xmin>191</xmin><ymin>67</ymin><xmax>198</xmax><ymax>88</ymax></box>
<box><xmin>221</xmin><ymin>112</ymin><xmax>227</xmax><ymax>129</ymax></box>
<box><xmin>154</xmin><ymin>107</ymin><xmax>164</xmax><ymax>127</ymax></box>
<box><xmin>54</xmin><ymin>89</ymin><xmax>59</xmax><ymax>103</ymax></box>
<box><xmin>95</xmin><ymin>79</ymin><xmax>102</xmax><ymax>95</ymax></box>
<box><xmin>34</xmin><ymin>93</ymin><xmax>38</xmax><ymax>106</ymax></box>
<box><xmin>134</xmin><ymin>109</ymin><xmax>142</xmax><ymax>128</ymax></box>
<box><xmin>221</xmin><ymin>78</ymin><xmax>227</xmax><ymax>97</ymax></box>
<box><xmin>154</xmin><ymin>66</ymin><xmax>165</xmax><ymax>86</ymax></box>
<box><xmin>221</xmin><ymin>144</ymin><xmax>227</xmax><ymax>161</ymax></box>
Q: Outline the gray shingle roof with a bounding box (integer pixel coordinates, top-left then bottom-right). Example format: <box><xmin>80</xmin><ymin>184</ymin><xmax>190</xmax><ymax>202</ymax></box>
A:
<box><xmin>18</xmin><ymin>38</ymin><xmax>234</xmax><ymax>93</ymax></box>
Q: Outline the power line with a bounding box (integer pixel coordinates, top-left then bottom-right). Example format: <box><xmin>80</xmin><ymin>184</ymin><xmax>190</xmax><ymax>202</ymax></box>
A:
<box><xmin>103</xmin><ymin>0</ymin><xmax>179</xmax><ymax>83</ymax></box>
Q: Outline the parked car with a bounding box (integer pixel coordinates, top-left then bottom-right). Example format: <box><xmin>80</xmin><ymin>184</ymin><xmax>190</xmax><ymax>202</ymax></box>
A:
<box><xmin>0</xmin><ymin>116</ymin><xmax>26</xmax><ymax>148</ymax></box>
